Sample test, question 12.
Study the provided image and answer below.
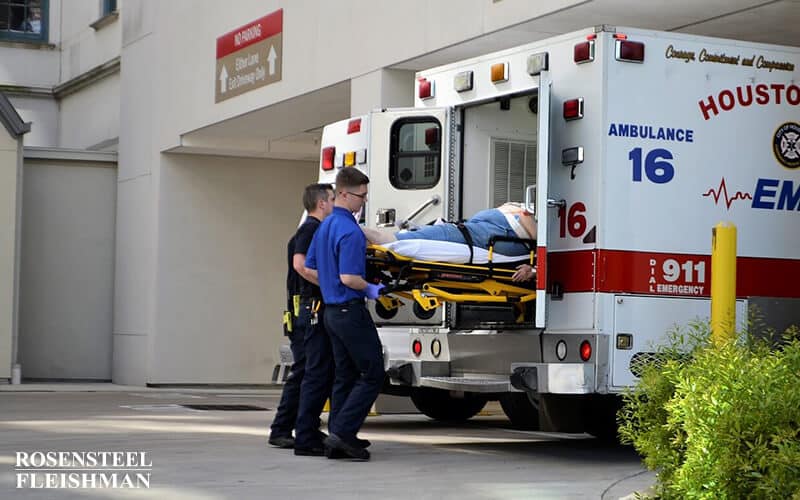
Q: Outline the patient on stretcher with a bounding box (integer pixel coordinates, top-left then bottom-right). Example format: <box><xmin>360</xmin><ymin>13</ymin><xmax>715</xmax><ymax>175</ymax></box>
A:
<box><xmin>363</xmin><ymin>203</ymin><xmax>536</xmax><ymax>282</ymax></box>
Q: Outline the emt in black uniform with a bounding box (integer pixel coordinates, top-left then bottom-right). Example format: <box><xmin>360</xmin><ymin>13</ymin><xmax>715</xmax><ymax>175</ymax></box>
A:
<box><xmin>269</xmin><ymin>183</ymin><xmax>335</xmax><ymax>455</ymax></box>
<box><xmin>305</xmin><ymin>168</ymin><xmax>385</xmax><ymax>461</ymax></box>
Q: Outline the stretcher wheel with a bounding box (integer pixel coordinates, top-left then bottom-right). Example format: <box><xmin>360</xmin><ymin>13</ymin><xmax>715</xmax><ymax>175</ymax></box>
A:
<box><xmin>412</xmin><ymin>301</ymin><xmax>437</xmax><ymax>320</ymax></box>
<box><xmin>374</xmin><ymin>300</ymin><xmax>399</xmax><ymax>320</ymax></box>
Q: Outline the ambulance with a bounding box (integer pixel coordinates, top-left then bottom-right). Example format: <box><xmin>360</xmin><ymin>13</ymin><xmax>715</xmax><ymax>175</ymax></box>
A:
<box><xmin>314</xmin><ymin>26</ymin><xmax>800</xmax><ymax>436</ymax></box>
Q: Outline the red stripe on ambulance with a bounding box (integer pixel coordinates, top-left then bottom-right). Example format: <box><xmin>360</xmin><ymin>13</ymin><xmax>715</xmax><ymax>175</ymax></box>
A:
<box><xmin>549</xmin><ymin>250</ymin><xmax>800</xmax><ymax>298</ymax></box>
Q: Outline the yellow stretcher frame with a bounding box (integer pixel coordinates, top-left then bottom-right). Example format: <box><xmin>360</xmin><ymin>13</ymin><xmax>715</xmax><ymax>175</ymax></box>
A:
<box><xmin>367</xmin><ymin>244</ymin><xmax>536</xmax><ymax>318</ymax></box>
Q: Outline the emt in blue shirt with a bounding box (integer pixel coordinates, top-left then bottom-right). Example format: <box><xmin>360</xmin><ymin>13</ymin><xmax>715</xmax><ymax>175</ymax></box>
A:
<box><xmin>305</xmin><ymin>167</ymin><xmax>385</xmax><ymax>461</ymax></box>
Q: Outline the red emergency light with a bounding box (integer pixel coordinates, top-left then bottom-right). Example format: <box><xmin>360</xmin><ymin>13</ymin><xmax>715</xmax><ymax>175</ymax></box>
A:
<box><xmin>321</xmin><ymin>146</ymin><xmax>335</xmax><ymax>171</ymax></box>
<box><xmin>563</xmin><ymin>98</ymin><xmax>584</xmax><ymax>120</ymax></box>
<box><xmin>418</xmin><ymin>78</ymin><xmax>434</xmax><ymax>100</ymax></box>
<box><xmin>616</xmin><ymin>39</ymin><xmax>645</xmax><ymax>63</ymax></box>
<box><xmin>574</xmin><ymin>40</ymin><xmax>595</xmax><ymax>64</ymax></box>
<box><xmin>424</xmin><ymin>127</ymin><xmax>439</xmax><ymax>146</ymax></box>
<box><xmin>347</xmin><ymin>118</ymin><xmax>361</xmax><ymax>134</ymax></box>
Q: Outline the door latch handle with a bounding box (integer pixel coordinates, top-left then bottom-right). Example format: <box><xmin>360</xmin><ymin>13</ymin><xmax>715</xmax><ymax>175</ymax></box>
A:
<box><xmin>547</xmin><ymin>198</ymin><xmax>566</xmax><ymax>208</ymax></box>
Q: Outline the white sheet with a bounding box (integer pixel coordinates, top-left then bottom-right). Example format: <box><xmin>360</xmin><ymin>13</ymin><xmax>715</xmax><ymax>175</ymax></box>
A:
<box><xmin>381</xmin><ymin>239</ymin><xmax>530</xmax><ymax>264</ymax></box>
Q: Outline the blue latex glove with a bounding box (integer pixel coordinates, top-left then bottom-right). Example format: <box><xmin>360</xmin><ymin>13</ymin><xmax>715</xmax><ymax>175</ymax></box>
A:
<box><xmin>365</xmin><ymin>283</ymin><xmax>385</xmax><ymax>299</ymax></box>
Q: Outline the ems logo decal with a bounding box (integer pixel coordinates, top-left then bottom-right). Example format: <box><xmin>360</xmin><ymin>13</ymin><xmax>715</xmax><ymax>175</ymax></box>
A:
<box><xmin>774</xmin><ymin>122</ymin><xmax>800</xmax><ymax>169</ymax></box>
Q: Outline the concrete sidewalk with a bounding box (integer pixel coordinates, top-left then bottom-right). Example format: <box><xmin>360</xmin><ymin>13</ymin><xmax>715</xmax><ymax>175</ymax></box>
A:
<box><xmin>1</xmin><ymin>385</ymin><xmax>655</xmax><ymax>499</ymax></box>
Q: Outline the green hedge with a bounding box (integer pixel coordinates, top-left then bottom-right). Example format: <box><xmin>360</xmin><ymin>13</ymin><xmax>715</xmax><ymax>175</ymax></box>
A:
<box><xmin>618</xmin><ymin>322</ymin><xmax>800</xmax><ymax>499</ymax></box>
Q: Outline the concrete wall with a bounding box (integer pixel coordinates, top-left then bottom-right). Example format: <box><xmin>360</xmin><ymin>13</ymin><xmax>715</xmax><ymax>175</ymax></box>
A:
<box><xmin>6</xmin><ymin>95</ymin><xmax>58</xmax><ymax>147</ymax></box>
<box><xmin>18</xmin><ymin>156</ymin><xmax>117</xmax><ymax>380</ymax></box>
<box><xmin>150</xmin><ymin>0</ymin><xmax>583</xmax><ymax>151</ymax></box>
<box><xmin>59</xmin><ymin>0</ymin><xmax>122</xmax><ymax>82</ymax></box>
<box><xmin>150</xmin><ymin>154</ymin><xmax>315</xmax><ymax>383</ymax></box>
<box><xmin>0</xmin><ymin>131</ymin><xmax>21</xmax><ymax>380</ymax></box>
<box><xmin>59</xmin><ymin>73</ymin><xmax>120</xmax><ymax>149</ymax></box>
<box><xmin>113</xmin><ymin>0</ymin><xmax>157</xmax><ymax>385</ymax></box>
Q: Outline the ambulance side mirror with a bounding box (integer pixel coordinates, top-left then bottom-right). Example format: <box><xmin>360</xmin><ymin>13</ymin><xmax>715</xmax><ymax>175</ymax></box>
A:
<box><xmin>524</xmin><ymin>184</ymin><xmax>536</xmax><ymax>217</ymax></box>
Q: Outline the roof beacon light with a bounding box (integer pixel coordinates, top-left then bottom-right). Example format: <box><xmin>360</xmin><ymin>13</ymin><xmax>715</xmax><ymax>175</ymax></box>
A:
<box><xmin>526</xmin><ymin>52</ymin><xmax>549</xmax><ymax>76</ymax></box>
<box><xmin>356</xmin><ymin>149</ymin><xmax>367</xmax><ymax>165</ymax></box>
<box><xmin>490</xmin><ymin>62</ymin><xmax>508</xmax><ymax>83</ymax></box>
<box><xmin>334</xmin><ymin>152</ymin><xmax>344</xmax><ymax>169</ymax></box>
<box><xmin>418</xmin><ymin>78</ymin><xmax>434</xmax><ymax>100</ymax></box>
<box><xmin>563</xmin><ymin>98</ymin><xmax>584</xmax><ymax>120</ymax></box>
<box><xmin>344</xmin><ymin>151</ymin><xmax>356</xmax><ymax>167</ymax></box>
<box><xmin>347</xmin><ymin>118</ymin><xmax>361</xmax><ymax>134</ymax></box>
<box><xmin>321</xmin><ymin>147</ymin><xmax>335</xmax><ymax>171</ymax></box>
<box><xmin>616</xmin><ymin>39</ymin><xmax>645</xmax><ymax>63</ymax></box>
<box><xmin>454</xmin><ymin>70</ymin><xmax>474</xmax><ymax>92</ymax></box>
<box><xmin>574</xmin><ymin>40</ymin><xmax>595</xmax><ymax>64</ymax></box>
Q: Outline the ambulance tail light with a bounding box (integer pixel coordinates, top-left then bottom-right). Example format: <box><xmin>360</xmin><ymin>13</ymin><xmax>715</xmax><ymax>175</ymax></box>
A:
<box><xmin>347</xmin><ymin>118</ymin><xmax>361</xmax><ymax>134</ymax></box>
<box><xmin>412</xmin><ymin>339</ymin><xmax>423</xmax><ymax>357</ymax></box>
<box><xmin>579</xmin><ymin>340</ymin><xmax>592</xmax><ymax>362</ymax></box>
<box><xmin>321</xmin><ymin>147</ymin><xmax>335</xmax><ymax>171</ymax></box>
<box><xmin>418</xmin><ymin>78</ymin><xmax>434</xmax><ymax>100</ymax></box>
<box><xmin>574</xmin><ymin>37</ymin><xmax>595</xmax><ymax>64</ymax></box>
<box><xmin>563</xmin><ymin>98</ymin><xmax>584</xmax><ymax>120</ymax></box>
<box><xmin>615</xmin><ymin>37</ymin><xmax>645</xmax><ymax>63</ymax></box>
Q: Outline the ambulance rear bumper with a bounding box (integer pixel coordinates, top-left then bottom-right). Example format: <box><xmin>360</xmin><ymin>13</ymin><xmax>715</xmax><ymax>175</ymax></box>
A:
<box><xmin>511</xmin><ymin>362</ymin><xmax>595</xmax><ymax>394</ymax></box>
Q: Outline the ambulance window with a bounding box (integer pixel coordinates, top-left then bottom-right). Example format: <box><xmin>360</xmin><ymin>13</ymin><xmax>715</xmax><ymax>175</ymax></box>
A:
<box><xmin>389</xmin><ymin>118</ymin><xmax>441</xmax><ymax>189</ymax></box>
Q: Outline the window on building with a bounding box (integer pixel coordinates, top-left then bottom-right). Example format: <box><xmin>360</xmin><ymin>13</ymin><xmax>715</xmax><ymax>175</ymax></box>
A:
<box><xmin>101</xmin><ymin>0</ymin><xmax>116</xmax><ymax>16</ymax></box>
<box><xmin>389</xmin><ymin>118</ymin><xmax>442</xmax><ymax>190</ymax></box>
<box><xmin>0</xmin><ymin>0</ymin><xmax>46</xmax><ymax>42</ymax></box>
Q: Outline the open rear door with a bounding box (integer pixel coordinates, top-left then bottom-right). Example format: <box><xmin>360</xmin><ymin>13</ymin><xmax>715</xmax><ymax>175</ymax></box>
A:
<box><xmin>533</xmin><ymin>75</ymin><xmax>551</xmax><ymax>329</ymax></box>
<box><xmin>367</xmin><ymin>107</ymin><xmax>449</xmax><ymax>325</ymax></box>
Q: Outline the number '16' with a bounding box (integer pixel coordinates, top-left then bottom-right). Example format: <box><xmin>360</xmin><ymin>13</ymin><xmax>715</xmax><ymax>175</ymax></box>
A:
<box><xmin>630</xmin><ymin>147</ymin><xmax>674</xmax><ymax>184</ymax></box>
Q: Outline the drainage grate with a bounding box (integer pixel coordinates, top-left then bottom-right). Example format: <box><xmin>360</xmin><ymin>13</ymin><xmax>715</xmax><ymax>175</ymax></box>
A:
<box><xmin>180</xmin><ymin>404</ymin><xmax>269</xmax><ymax>411</ymax></box>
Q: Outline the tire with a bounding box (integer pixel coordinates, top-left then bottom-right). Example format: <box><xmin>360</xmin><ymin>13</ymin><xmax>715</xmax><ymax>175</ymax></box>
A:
<box><xmin>585</xmin><ymin>395</ymin><xmax>623</xmax><ymax>443</ymax></box>
<box><xmin>410</xmin><ymin>388</ymin><xmax>487</xmax><ymax>422</ymax></box>
<box><xmin>499</xmin><ymin>392</ymin><xmax>540</xmax><ymax>430</ymax></box>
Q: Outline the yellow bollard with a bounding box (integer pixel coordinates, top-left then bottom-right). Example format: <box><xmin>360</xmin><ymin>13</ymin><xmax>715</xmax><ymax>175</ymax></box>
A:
<box><xmin>711</xmin><ymin>222</ymin><xmax>737</xmax><ymax>345</ymax></box>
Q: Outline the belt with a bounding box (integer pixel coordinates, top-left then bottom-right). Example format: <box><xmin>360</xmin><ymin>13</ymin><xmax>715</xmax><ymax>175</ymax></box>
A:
<box><xmin>327</xmin><ymin>298</ymin><xmax>364</xmax><ymax>307</ymax></box>
<box><xmin>299</xmin><ymin>296</ymin><xmax>322</xmax><ymax>303</ymax></box>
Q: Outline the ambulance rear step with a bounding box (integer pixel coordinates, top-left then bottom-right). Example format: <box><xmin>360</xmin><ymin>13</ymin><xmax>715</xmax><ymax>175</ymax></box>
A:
<box><xmin>418</xmin><ymin>376</ymin><xmax>515</xmax><ymax>393</ymax></box>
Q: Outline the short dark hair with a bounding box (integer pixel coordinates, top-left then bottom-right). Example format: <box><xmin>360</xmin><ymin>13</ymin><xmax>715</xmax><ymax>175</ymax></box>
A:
<box><xmin>302</xmin><ymin>183</ymin><xmax>333</xmax><ymax>212</ymax></box>
<box><xmin>335</xmin><ymin>168</ymin><xmax>369</xmax><ymax>192</ymax></box>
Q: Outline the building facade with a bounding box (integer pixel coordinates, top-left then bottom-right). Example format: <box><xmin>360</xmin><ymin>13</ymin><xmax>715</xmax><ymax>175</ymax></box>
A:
<box><xmin>1</xmin><ymin>0</ymin><xmax>798</xmax><ymax>385</ymax></box>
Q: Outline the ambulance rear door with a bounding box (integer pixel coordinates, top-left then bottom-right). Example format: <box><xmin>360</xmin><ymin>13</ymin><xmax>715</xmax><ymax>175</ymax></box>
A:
<box><xmin>366</xmin><ymin>107</ymin><xmax>450</xmax><ymax>325</ymax></box>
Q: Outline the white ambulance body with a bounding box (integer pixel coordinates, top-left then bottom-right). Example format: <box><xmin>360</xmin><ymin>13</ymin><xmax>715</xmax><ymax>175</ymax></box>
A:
<box><xmin>316</xmin><ymin>26</ymin><xmax>800</xmax><ymax>434</ymax></box>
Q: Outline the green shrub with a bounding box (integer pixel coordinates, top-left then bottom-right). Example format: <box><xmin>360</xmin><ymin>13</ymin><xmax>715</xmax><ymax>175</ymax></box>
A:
<box><xmin>618</xmin><ymin>322</ymin><xmax>800</xmax><ymax>499</ymax></box>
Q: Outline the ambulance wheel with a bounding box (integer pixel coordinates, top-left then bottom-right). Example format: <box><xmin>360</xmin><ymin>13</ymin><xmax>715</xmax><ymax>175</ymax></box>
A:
<box><xmin>412</xmin><ymin>302</ymin><xmax>437</xmax><ymax>320</ymax></box>
<box><xmin>585</xmin><ymin>395</ymin><xmax>623</xmax><ymax>443</ymax></box>
<box><xmin>499</xmin><ymin>392</ymin><xmax>540</xmax><ymax>430</ymax></box>
<box><xmin>410</xmin><ymin>388</ymin><xmax>487</xmax><ymax>422</ymax></box>
<box><xmin>374</xmin><ymin>301</ymin><xmax>398</xmax><ymax>320</ymax></box>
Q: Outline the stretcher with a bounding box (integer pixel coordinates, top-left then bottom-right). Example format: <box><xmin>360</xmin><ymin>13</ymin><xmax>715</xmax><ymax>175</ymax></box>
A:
<box><xmin>366</xmin><ymin>236</ymin><xmax>537</xmax><ymax>322</ymax></box>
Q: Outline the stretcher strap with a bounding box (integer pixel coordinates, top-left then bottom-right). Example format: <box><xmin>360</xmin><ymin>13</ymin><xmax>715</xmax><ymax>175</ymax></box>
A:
<box><xmin>455</xmin><ymin>222</ymin><xmax>475</xmax><ymax>264</ymax></box>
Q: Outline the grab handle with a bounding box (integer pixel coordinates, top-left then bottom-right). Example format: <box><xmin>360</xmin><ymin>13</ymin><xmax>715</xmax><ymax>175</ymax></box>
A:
<box><xmin>399</xmin><ymin>195</ymin><xmax>441</xmax><ymax>229</ymax></box>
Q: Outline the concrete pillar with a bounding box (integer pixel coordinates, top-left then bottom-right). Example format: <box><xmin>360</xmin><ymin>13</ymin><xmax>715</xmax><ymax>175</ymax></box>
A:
<box><xmin>350</xmin><ymin>68</ymin><xmax>415</xmax><ymax>116</ymax></box>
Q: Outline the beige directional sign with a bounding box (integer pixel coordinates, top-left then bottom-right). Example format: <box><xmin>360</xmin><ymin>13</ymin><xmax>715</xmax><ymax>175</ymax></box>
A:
<box><xmin>215</xmin><ymin>10</ymin><xmax>283</xmax><ymax>103</ymax></box>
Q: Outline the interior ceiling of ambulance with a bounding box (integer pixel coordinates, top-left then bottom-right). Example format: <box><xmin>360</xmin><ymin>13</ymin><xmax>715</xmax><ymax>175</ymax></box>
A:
<box><xmin>175</xmin><ymin>0</ymin><xmax>800</xmax><ymax>163</ymax></box>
